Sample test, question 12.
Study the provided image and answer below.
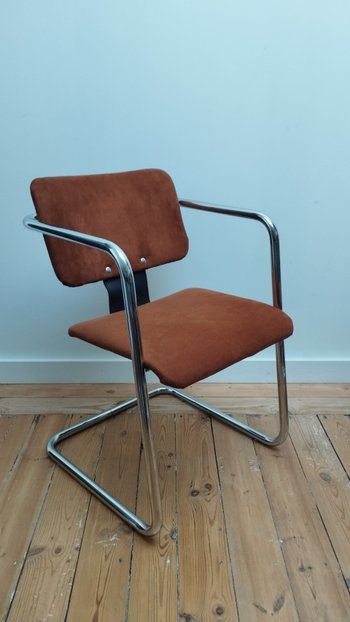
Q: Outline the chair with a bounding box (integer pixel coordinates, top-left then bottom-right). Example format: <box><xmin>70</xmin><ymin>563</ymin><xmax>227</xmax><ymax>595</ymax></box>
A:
<box><xmin>24</xmin><ymin>168</ymin><xmax>293</xmax><ymax>537</ymax></box>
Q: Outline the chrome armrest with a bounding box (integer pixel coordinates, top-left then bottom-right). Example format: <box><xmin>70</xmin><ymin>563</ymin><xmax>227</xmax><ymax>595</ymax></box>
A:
<box><xmin>179</xmin><ymin>199</ymin><xmax>283</xmax><ymax>310</ymax></box>
<box><xmin>23</xmin><ymin>215</ymin><xmax>146</xmax><ymax>383</ymax></box>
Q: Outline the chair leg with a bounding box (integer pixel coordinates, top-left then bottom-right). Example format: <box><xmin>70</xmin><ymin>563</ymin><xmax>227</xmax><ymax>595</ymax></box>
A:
<box><xmin>47</xmin><ymin>341</ymin><xmax>288</xmax><ymax>537</ymax></box>
<box><xmin>47</xmin><ymin>373</ymin><xmax>162</xmax><ymax>537</ymax></box>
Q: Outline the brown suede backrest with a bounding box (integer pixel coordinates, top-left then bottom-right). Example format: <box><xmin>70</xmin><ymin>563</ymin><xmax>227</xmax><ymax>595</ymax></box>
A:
<box><xmin>30</xmin><ymin>169</ymin><xmax>189</xmax><ymax>286</ymax></box>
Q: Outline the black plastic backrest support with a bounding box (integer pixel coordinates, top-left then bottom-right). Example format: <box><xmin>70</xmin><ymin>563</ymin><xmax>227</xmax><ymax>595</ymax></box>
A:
<box><xmin>103</xmin><ymin>270</ymin><xmax>150</xmax><ymax>313</ymax></box>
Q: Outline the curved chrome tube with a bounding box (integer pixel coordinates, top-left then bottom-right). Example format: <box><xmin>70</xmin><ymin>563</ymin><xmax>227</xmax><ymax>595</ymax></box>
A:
<box><xmin>148</xmin><ymin>375</ymin><xmax>288</xmax><ymax>446</ymax></box>
<box><xmin>178</xmin><ymin>201</ymin><xmax>289</xmax><ymax>445</ymax></box>
<box><xmin>179</xmin><ymin>200</ymin><xmax>283</xmax><ymax>310</ymax></box>
<box><xmin>23</xmin><ymin>215</ymin><xmax>162</xmax><ymax>536</ymax></box>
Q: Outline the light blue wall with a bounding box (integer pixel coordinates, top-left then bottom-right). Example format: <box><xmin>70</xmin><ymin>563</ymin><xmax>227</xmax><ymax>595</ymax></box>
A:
<box><xmin>1</xmin><ymin>0</ymin><xmax>350</xmax><ymax>382</ymax></box>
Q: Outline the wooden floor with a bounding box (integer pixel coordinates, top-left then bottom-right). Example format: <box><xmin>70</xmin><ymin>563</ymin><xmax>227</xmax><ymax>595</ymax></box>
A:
<box><xmin>1</xmin><ymin>383</ymin><xmax>350</xmax><ymax>622</ymax></box>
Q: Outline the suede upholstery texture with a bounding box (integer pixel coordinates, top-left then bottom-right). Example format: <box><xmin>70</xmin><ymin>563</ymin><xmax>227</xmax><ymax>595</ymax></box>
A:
<box><xmin>30</xmin><ymin>169</ymin><xmax>189</xmax><ymax>286</ymax></box>
<box><xmin>69</xmin><ymin>288</ymin><xmax>293</xmax><ymax>388</ymax></box>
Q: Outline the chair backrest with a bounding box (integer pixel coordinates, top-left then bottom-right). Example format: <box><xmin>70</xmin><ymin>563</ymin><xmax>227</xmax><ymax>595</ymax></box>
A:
<box><xmin>30</xmin><ymin>168</ymin><xmax>189</xmax><ymax>287</ymax></box>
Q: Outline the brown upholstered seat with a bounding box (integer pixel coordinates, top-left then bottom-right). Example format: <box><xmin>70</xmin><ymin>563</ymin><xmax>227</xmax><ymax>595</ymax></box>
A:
<box><xmin>69</xmin><ymin>287</ymin><xmax>293</xmax><ymax>388</ymax></box>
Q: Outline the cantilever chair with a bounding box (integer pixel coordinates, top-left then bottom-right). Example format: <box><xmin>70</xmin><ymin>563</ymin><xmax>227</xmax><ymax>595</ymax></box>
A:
<box><xmin>24</xmin><ymin>168</ymin><xmax>293</xmax><ymax>537</ymax></box>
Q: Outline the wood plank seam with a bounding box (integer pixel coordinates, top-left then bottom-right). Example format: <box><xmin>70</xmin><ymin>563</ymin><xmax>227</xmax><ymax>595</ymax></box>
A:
<box><xmin>4</xmin><ymin>444</ymin><xmax>58</xmax><ymax>620</ymax></box>
<box><xmin>257</xmin><ymin>425</ymin><xmax>350</xmax><ymax>620</ymax></box>
<box><xmin>3</xmin><ymin>414</ymin><xmax>73</xmax><ymax>621</ymax></box>
<box><xmin>65</xmin><ymin>417</ymin><xmax>108</xmax><ymax>615</ymax></box>
<box><xmin>123</xmin><ymin>440</ymin><xmax>142</xmax><ymax>622</ymax></box>
<box><xmin>172</xmin><ymin>413</ymin><xmax>180</xmax><ymax>622</ymax></box>
<box><xmin>296</xmin><ymin>414</ymin><xmax>350</xmax><ymax>595</ymax></box>
<box><xmin>252</xmin><ymin>437</ymin><xmax>301</xmax><ymax>621</ymax></box>
<box><xmin>0</xmin><ymin>415</ymin><xmax>37</xmax><ymax>497</ymax></box>
<box><xmin>210</xmin><ymin>417</ymin><xmax>240</xmax><ymax>619</ymax></box>
<box><xmin>317</xmin><ymin>413</ymin><xmax>350</xmax><ymax>480</ymax></box>
<box><xmin>289</xmin><ymin>415</ymin><xmax>349</xmax><ymax>583</ymax></box>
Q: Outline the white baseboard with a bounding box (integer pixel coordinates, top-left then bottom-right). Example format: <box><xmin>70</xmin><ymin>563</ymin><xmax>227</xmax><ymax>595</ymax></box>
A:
<box><xmin>1</xmin><ymin>359</ymin><xmax>349</xmax><ymax>383</ymax></box>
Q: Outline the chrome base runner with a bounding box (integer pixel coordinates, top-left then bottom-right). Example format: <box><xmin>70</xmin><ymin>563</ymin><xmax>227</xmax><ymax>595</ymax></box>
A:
<box><xmin>47</xmin><ymin>342</ymin><xmax>288</xmax><ymax>537</ymax></box>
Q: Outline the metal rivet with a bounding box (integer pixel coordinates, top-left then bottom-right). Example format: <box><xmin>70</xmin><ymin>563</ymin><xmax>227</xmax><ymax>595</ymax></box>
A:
<box><xmin>105</xmin><ymin>266</ymin><xmax>112</xmax><ymax>273</ymax></box>
<box><xmin>140</xmin><ymin>257</ymin><xmax>147</xmax><ymax>265</ymax></box>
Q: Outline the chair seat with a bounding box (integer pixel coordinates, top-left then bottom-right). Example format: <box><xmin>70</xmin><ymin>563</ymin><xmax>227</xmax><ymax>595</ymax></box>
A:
<box><xmin>69</xmin><ymin>287</ymin><xmax>293</xmax><ymax>388</ymax></box>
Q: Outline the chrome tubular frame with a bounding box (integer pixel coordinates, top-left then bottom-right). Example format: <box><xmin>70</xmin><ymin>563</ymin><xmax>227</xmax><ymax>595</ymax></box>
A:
<box><xmin>24</xmin><ymin>215</ymin><xmax>162</xmax><ymax>536</ymax></box>
<box><xmin>179</xmin><ymin>199</ymin><xmax>289</xmax><ymax>446</ymax></box>
<box><xmin>24</xmin><ymin>200</ymin><xmax>289</xmax><ymax>537</ymax></box>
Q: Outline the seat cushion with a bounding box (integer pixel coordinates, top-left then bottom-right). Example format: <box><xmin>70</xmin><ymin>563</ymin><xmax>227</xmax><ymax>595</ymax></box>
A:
<box><xmin>69</xmin><ymin>288</ymin><xmax>293</xmax><ymax>388</ymax></box>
